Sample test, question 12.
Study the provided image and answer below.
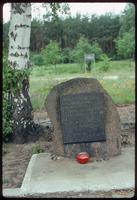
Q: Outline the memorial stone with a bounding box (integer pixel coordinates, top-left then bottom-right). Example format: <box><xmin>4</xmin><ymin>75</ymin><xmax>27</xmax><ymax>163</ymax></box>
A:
<box><xmin>45</xmin><ymin>78</ymin><xmax>121</xmax><ymax>159</ymax></box>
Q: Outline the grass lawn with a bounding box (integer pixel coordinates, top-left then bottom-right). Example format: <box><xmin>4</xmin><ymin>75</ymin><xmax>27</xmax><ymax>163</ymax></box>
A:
<box><xmin>29</xmin><ymin>60</ymin><xmax>135</xmax><ymax>111</ymax></box>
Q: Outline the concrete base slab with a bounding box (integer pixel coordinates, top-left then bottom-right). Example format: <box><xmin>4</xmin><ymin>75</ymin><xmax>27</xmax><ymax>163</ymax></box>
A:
<box><xmin>3</xmin><ymin>188</ymin><xmax>22</xmax><ymax>197</ymax></box>
<box><xmin>20</xmin><ymin>146</ymin><xmax>134</xmax><ymax>196</ymax></box>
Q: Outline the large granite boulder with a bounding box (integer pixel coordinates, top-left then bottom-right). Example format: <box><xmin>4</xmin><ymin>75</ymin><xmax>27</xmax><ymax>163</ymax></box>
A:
<box><xmin>45</xmin><ymin>78</ymin><xmax>121</xmax><ymax>160</ymax></box>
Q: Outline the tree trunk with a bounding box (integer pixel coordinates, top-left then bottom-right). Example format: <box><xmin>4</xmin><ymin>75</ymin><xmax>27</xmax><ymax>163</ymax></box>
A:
<box><xmin>12</xmin><ymin>79</ymin><xmax>35</xmax><ymax>143</ymax></box>
<box><xmin>8</xmin><ymin>3</ymin><xmax>36</xmax><ymax>143</ymax></box>
<box><xmin>8</xmin><ymin>3</ymin><xmax>31</xmax><ymax>70</ymax></box>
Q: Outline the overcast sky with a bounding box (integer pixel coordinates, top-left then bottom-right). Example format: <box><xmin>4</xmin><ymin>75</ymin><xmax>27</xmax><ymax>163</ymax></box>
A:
<box><xmin>3</xmin><ymin>3</ymin><xmax>128</xmax><ymax>23</ymax></box>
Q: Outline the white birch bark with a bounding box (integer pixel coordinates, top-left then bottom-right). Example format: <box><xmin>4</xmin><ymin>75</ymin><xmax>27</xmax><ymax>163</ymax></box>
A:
<box><xmin>8</xmin><ymin>3</ymin><xmax>31</xmax><ymax>69</ymax></box>
<box><xmin>7</xmin><ymin>3</ymin><xmax>34</xmax><ymax>143</ymax></box>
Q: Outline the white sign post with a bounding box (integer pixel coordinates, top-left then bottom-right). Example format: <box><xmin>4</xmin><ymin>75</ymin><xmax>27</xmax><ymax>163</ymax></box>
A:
<box><xmin>84</xmin><ymin>54</ymin><xmax>95</xmax><ymax>72</ymax></box>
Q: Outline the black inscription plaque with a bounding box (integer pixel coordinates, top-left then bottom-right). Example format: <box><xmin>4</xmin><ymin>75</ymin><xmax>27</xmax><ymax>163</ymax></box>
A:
<box><xmin>60</xmin><ymin>92</ymin><xmax>106</xmax><ymax>144</ymax></box>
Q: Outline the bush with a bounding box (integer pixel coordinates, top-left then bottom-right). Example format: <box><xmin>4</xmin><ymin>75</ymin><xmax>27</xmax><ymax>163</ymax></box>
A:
<box><xmin>62</xmin><ymin>48</ymin><xmax>72</xmax><ymax>63</ymax></box>
<box><xmin>91</xmin><ymin>42</ymin><xmax>103</xmax><ymax>61</ymax></box>
<box><xmin>72</xmin><ymin>36</ymin><xmax>104</xmax><ymax>67</ymax></box>
<box><xmin>115</xmin><ymin>31</ymin><xmax>135</xmax><ymax>59</ymax></box>
<box><xmin>72</xmin><ymin>36</ymin><xmax>92</xmax><ymax>64</ymax></box>
<box><xmin>41</xmin><ymin>40</ymin><xmax>62</xmax><ymax>66</ymax></box>
<box><xmin>98</xmin><ymin>54</ymin><xmax>111</xmax><ymax>72</ymax></box>
<box><xmin>31</xmin><ymin>54</ymin><xmax>45</xmax><ymax>66</ymax></box>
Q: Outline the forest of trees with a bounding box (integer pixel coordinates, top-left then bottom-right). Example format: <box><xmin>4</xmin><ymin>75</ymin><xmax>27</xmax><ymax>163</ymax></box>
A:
<box><xmin>3</xmin><ymin>3</ymin><xmax>135</xmax><ymax>63</ymax></box>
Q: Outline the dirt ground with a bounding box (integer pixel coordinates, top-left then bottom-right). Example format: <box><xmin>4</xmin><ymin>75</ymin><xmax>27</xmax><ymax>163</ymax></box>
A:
<box><xmin>2</xmin><ymin>104</ymin><xmax>135</xmax><ymax>197</ymax></box>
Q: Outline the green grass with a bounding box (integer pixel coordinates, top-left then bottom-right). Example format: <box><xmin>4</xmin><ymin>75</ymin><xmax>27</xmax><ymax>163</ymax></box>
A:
<box><xmin>100</xmin><ymin>79</ymin><xmax>135</xmax><ymax>104</ymax></box>
<box><xmin>30</xmin><ymin>60</ymin><xmax>134</xmax><ymax>77</ymax></box>
<box><xmin>30</xmin><ymin>63</ymin><xmax>83</xmax><ymax>77</ymax></box>
<box><xmin>29</xmin><ymin>60</ymin><xmax>135</xmax><ymax>111</ymax></box>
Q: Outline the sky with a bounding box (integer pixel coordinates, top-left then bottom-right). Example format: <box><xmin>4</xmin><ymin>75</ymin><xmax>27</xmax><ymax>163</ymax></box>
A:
<box><xmin>3</xmin><ymin>3</ymin><xmax>128</xmax><ymax>23</ymax></box>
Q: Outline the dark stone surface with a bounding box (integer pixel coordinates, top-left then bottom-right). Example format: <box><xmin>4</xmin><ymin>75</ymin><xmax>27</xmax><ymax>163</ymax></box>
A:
<box><xmin>60</xmin><ymin>92</ymin><xmax>106</xmax><ymax>144</ymax></box>
<box><xmin>45</xmin><ymin>78</ymin><xmax>121</xmax><ymax>159</ymax></box>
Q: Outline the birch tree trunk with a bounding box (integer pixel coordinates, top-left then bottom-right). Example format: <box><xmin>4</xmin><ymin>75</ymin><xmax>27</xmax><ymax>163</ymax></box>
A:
<box><xmin>8</xmin><ymin>3</ymin><xmax>36</xmax><ymax>143</ymax></box>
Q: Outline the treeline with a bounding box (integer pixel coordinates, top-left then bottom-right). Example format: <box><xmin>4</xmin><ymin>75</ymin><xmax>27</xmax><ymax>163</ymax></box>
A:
<box><xmin>3</xmin><ymin>3</ymin><xmax>135</xmax><ymax>61</ymax></box>
<box><xmin>31</xmin><ymin>13</ymin><xmax>120</xmax><ymax>57</ymax></box>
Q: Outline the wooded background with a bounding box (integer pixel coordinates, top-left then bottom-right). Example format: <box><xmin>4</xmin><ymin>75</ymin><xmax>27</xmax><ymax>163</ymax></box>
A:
<box><xmin>3</xmin><ymin>3</ymin><xmax>135</xmax><ymax>62</ymax></box>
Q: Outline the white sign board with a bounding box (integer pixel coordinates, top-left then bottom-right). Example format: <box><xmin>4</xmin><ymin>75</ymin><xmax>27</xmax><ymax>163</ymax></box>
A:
<box><xmin>84</xmin><ymin>54</ymin><xmax>95</xmax><ymax>61</ymax></box>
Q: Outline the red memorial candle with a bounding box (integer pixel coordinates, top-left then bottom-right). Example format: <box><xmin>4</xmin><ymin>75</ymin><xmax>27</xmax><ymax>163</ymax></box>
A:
<box><xmin>76</xmin><ymin>152</ymin><xmax>90</xmax><ymax>164</ymax></box>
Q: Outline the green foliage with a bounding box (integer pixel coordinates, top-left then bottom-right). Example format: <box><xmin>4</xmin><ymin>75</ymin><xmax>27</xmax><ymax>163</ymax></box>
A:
<box><xmin>91</xmin><ymin>42</ymin><xmax>103</xmax><ymax>61</ymax></box>
<box><xmin>3</xmin><ymin>50</ymin><xmax>31</xmax><ymax>139</ymax></box>
<box><xmin>3</xmin><ymin>11</ymin><xmax>127</xmax><ymax>59</ymax></box>
<box><xmin>4</xmin><ymin>6</ymin><xmax>134</xmax><ymax>59</ymax></box>
<box><xmin>98</xmin><ymin>54</ymin><xmax>111</xmax><ymax>72</ymax></box>
<box><xmin>119</xmin><ymin>3</ymin><xmax>135</xmax><ymax>36</ymax></box>
<box><xmin>42</xmin><ymin>40</ymin><xmax>62</xmax><ymax>66</ymax></box>
<box><xmin>72</xmin><ymin>37</ymin><xmax>103</xmax><ymax>68</ymax></box>
<box><xmin>62</xmin><ymin>48</ymin><xmax>72</xmax><ymax>63</ymax></box>
<box><xmin>115</xmin><ymin>31</ymin><xmax>135</xmax><ymax>59</ymax></box>
<box><xmin>72</xmin><ymin>36</ymin><xmax>92</xmax><ymax>64</ymax></box>
<box><xmin>44</xmin><ymin>13</ymin><xmax>120</xmax><ymax>57</ymax></box>
<box><xmin>31</xmin><ymin>54</ymin><xmax>45</xmax><ymax>66</ymax></box>
<box><xmin>32</xmin><ymin>145</ymin><xmax>45</xmax><ymax>154</ymax></box>
<box><xmin>115</xmin><ymin>3</ymin><xmax>135</xmax><ymax>59</ymax></box>
<box><xmin>30</xmin><ymin>19</ymin><xmax>46</xmax><ymax>53</ymax></box>
<box><xmin>94</xmin><ymin>13</ymin><xmax>121</xmax><ymax>58</ymax></box>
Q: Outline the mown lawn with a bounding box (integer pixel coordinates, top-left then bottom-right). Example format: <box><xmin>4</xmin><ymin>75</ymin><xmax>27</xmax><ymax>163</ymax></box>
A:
<box><xmin>29</xmin><ymin>60</ymin><xmax>135</xmax><ymax>111</ymax></box>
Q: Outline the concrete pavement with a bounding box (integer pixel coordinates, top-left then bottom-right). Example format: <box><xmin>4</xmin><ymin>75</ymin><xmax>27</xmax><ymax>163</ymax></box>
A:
<box><xmin>3</xmin><ymin>146</ymin><xmax>135</xmax><ymax>197</ymax></box>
